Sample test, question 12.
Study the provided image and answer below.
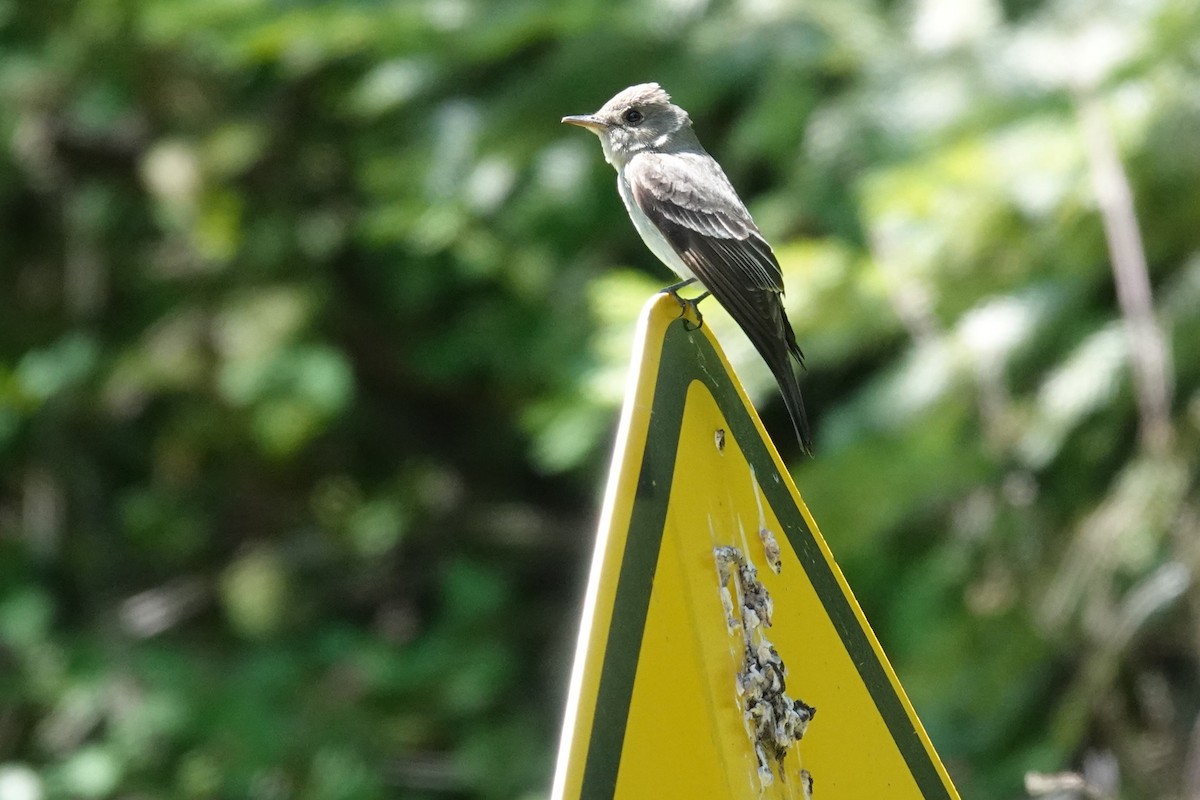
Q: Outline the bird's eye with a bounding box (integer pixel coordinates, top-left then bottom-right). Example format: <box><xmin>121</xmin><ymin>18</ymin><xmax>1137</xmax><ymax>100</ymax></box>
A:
<box><xmin>623</xmin><ymin>108</ymin><xmax>644</xmax><ymax>125</ymax></box>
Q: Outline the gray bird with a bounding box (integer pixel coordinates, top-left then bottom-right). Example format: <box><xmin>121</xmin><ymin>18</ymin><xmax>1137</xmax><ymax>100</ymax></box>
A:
<box><xmin>563</xmin><ymin>83</ymin><xmax>812</xmax><ymax>454</ymax></box>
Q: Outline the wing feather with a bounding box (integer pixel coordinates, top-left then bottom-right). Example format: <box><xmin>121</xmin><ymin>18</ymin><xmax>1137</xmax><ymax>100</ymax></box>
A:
<box><xmin>625</xmin><ymin>152</ymin><xmax>783</xmax><ymax>292</ymax></box>
<box><xmin>625</xmin><ymin>151</ymin><xmax>811</xmax><ymax>452</ymax></box>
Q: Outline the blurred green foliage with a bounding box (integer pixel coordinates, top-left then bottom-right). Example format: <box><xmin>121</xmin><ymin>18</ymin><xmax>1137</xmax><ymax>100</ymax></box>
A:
<box><xmin>2</xmin><ymin>0</ymin><xmax>1200</xmax><ymax>797</ymax></box>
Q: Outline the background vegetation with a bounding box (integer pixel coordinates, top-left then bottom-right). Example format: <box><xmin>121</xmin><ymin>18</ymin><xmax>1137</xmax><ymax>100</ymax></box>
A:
<box><xmin>2</xmin><ymin>0</ymin><xmax>1199</xmax><ymax>797</ymax></box>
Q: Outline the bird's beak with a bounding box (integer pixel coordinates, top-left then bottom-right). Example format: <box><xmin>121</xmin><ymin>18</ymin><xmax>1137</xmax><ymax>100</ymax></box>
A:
<box><xmin>561</xmin><ymin>114</ymin><xmax>607</xmax><ymax>134</ymax></box>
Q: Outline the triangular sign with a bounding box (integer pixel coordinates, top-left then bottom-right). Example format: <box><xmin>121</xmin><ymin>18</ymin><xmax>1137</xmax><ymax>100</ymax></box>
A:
<box><xmin>553</xmin><ymin>294</ymin><xmax>960</xmax><ymax>798</ymax></box>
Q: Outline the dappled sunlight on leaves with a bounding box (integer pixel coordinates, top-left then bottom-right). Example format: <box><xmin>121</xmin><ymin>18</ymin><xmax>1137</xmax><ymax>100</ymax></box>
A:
<box><xmin>1020</xmin><ymin>324</ymin><xmax>1126</xmax><ymax>468</ymax></box>
<box><xmin>3</xmin><ymin>0</ymin><xmax>1200</xmax><ymax>795</ymax></box>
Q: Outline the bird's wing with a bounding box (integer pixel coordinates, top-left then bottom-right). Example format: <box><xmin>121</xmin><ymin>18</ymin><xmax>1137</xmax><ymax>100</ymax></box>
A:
<box><xmin>626</xmin><ymin>150</ymin><xmax>812</xmax><ymax>453</ymax></box>
<box><xmin>624</xmin><ymin>150</ymin><xmax>784</xmax><ymax>294</ymax></box>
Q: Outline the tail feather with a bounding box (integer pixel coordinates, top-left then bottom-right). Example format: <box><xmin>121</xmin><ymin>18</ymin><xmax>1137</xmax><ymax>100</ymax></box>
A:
<box><xmin>739</xmin><ymin>303</ymin><xmax>812</xmax><ymax>456</ymax></box>
<box><xmin>767</xmin><ymin>353</ymin><xmax>812</xmax><ymax>456</ymax></box>
<box><xmin>780</xmin><ymin>310</ymin><xmax>811</xmax><ymax>455</ymax></box>
<box><xmin>690</xmin><ymin>279</ymin><xmax>813</xmax><ymax>455</ymax></box>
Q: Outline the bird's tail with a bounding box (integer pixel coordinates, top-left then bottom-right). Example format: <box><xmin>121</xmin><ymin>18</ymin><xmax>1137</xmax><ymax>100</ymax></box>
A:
<box><xmin>768</xmin><ymin>353</ymin><xmax>812</xmax><ymax>456</ymax></box>
<box><xmin>704</xmin><ymin>283</ymin><xmax>813</xmax><ymax>456</ymax></box>
<box><xmin>762</xmin><ymin>302</ymin><xmax>812</xmax><ymax>456</ymax></box>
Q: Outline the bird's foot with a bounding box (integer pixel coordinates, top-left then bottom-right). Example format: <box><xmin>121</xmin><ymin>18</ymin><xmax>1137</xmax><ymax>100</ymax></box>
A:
<box><xmin>660</xmin><ymin>280</ymin><xmax>709</xmax><ymax>330</ymax></box>
<box><xmin>666</xmin><ymin>290</ymin><xmax>710</xmax><ymax>331</ymax></box>
<box><xmin>663</xmin><ymin>289</ymin><xmax>703</xmax><ymax>329</ymax></box>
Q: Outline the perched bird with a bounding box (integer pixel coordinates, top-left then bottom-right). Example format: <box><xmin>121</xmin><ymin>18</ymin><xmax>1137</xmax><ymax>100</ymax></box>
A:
<box><xmin>563</xmin><ymin>83</ymin><xmax>812</xmax><ymax>454</ymax></box>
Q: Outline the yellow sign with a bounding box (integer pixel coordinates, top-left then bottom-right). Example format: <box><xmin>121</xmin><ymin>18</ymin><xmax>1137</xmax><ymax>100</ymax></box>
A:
<box><xmin>552</xmin><ymin>294</ymin><xmax>959</xmax><ymax>798</ymax></box>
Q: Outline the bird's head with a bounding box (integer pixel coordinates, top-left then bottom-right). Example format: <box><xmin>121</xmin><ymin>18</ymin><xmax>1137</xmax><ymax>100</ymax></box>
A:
<box><xmin>562</xmin><ymin>83</ymin><xmax>693</xmax><ymax>167</ymax></box>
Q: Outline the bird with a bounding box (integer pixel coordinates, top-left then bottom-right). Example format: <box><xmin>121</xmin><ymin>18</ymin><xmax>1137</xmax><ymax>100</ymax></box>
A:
<box><xmin>562</xmin><ymin>83</ymin><xmax>812</xmax><ymax>455</ymax></box>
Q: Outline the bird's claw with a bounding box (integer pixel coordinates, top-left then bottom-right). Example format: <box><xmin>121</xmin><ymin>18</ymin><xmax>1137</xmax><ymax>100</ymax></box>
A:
<box><xmin>683</xmin><ymin>299</ymin><xmax>705</xmax><ymax>331</ymax></box>
<box><xmin>663</xmin><ymin>288</ymin><xmax>705</xmax><ymax>330</ymax></box>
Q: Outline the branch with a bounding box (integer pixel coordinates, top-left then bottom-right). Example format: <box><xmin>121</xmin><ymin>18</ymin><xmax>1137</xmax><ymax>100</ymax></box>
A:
<box><xmin>1077</xmin><ymin>93</ymin><xmax>1174</xmax><ymax>454</ymax></box>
